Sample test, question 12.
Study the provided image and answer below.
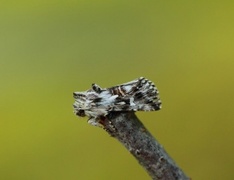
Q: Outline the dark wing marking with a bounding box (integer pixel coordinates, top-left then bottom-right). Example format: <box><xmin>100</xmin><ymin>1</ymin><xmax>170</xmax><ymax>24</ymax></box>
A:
<box><xmin>107</xmin><ymin>77</ymin><xmax>161</xmax><ymax>111</ymax></box>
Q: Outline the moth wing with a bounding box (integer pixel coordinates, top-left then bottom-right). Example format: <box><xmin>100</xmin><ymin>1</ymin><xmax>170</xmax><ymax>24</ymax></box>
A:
<box><xmin>107</xmin><ymin>77</ymin><xmax>162</xmax><ymax>111</ymax></box>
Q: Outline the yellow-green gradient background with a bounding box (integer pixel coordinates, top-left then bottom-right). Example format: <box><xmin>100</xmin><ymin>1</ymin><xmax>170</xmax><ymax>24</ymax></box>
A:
<box><xmin>1</xmin><ymin>1</ymin><xmax>233</xmax><ymax>179</ymax></box>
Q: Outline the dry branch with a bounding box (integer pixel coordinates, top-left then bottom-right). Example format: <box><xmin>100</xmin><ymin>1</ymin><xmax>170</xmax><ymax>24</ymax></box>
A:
<box><xmin>102</xmin><ymin>112</ymin><xmax>189</xmax><ymax>180</ymax></box>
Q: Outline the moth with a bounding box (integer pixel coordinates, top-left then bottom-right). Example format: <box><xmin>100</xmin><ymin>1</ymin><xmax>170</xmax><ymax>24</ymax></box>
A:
<box><xmin>73</xmin><ymin>77</ymin><xmax>161</xmax><ymax>126</ymax></box>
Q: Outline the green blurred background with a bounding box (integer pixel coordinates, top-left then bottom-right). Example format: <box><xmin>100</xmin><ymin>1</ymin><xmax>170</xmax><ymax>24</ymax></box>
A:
<box><xmin>1</xmin><ymin>1</ymin><xmax>233</xmax><ymax>179</ymax></box>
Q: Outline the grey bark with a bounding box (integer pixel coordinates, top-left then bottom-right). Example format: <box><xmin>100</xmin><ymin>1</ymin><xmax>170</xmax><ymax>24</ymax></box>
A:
<box><xmin>101</xmin><ymin>112</ymin><xmax>189</xmax><ymax>180</ymax></box>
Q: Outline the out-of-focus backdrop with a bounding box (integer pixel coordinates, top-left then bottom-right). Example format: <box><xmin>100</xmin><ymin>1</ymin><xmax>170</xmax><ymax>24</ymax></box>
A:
<box><xmin>1</xmin><ymin>1</ymin><xmax>233</xmax><ymax>179</ymax></box>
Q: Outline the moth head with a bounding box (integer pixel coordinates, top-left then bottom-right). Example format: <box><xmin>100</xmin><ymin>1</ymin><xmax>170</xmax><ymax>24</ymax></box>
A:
<box><xmin>73</xmin><ymin>90</ymin><xmax>101</xmax><ymax>118</ymax></box>
<box><xmin>73</xmin><ymin>92</ymin><xmax>88</xmax><ymax>117</ymax></box>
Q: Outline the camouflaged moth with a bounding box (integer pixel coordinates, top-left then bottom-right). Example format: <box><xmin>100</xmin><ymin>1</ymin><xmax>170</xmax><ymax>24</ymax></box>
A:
<box><xmin>73</xmin><ymin>77</ymin><xmax>161</xmax><ymax>126</ymax></box>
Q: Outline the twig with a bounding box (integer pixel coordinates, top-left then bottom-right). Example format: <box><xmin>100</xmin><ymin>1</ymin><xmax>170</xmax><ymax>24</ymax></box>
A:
<box><xmin>102</xmin><ymin>112</ymin><xmax>189</xmax><ymax>180</ymax></box>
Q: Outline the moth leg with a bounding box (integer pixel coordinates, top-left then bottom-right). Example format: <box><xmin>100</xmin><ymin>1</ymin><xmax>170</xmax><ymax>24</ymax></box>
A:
<box><xmin>92</xmin><ymin>83</ymin><xmax>103</xmax><ymax>93</ymax></box>
<box><xmin>87</xmin><ymin>117</ymin><xmax>104</xmax><ymax>128</ymax></box>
